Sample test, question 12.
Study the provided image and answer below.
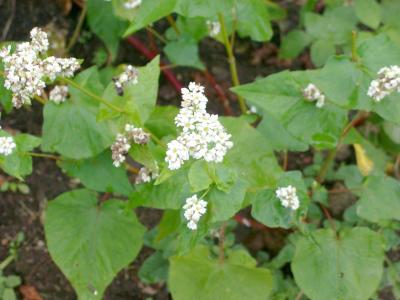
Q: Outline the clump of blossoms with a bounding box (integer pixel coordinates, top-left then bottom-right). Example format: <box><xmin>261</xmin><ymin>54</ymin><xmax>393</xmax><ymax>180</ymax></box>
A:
<box><xmin>183</xmin><ymin>195</ymin><xmax>207</xmax><ymax>230</ymax></box>
<box><xmin>0</xmin><ymin>136</ymin><xmax>16</xmax><ymax>156</ymax></box>
<box><xmin>276</xmin><ymin>185</ymin><xmax>300</xmax><ymax>210</ymax></box>
<box><xmin>303</xmin><ymin>83</ymin><xmax>325</xmax><ymax>108</ymax></box>
<box><xmin>113</xmin><ymin>65</ymin><xmax>139</xmax><ymax>95</ymax></box>
<box><xmin>111</xmin><ymin>124</ymin><xmax>150</xmax><ymax>167</ymax></box>
<box><xmin>206</xmin><ymin>21</ymin><xmax>221</xmax><ymax>37</ymax></box>
<box><xmin>124</xmin><ymin>0</ymin><xmax>142</xmax><ymax>9</ymax></box>
<box><xmin>49</xmin><ymin>85</ymin><xmax>68</xmax><ymax>104</ymax></box>
<box><xmin>0</xmin><ymin>27</ymin><xmax>80</xmax><ymax>108</ymax></box>
<box><xmin>135</xmin><ymin>166</ymin><xmax>159</xmax><ymax>184</ymax></box>
<box><xmin>367</xmin><ymin>65</ymin><xmax>400</xmax><ymax>102</ymax></box>
<box><xmin>165</xmin><ymin>82</ymin><xmax>233</xmax><ymax>170</ymax></box>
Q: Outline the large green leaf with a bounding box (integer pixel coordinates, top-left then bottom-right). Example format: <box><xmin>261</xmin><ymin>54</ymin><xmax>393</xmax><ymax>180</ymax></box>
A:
<box><xmin>221</xmin><ymin>117</ymin><xmax>281</xmax><ymax>189</ymax></box>
<box><xmin>164</xmin><ymin>38</ymin><xmax>204</xmax><ymax>70</ymax></box>
<box><xmin>175</xmin><ymin>0</ymin><xmax>233</xmax><ymax>18</ymax></box>
<box><xmin>207</xmin><ymin>179</ymin><xmax>248</xmax><ymax>222</ymax></box>
<box><xmin>232</xmin><ymin>71</ymin><xmax>347</xmax><ymax>149</ymax></box>
<box><xmin>354</xmin><ymin>0</ymin><xmax>381</xmax><ymax>29</ymax></box>
<box><xmin>0</xmin><ymin>133</ymin><xmax>41</xmax><ymax>179</ymax></box>
<box><xmin>130</xmin><ymin>166</ymin><xmax>191</xmax><ymax>209</ymax></box>
<box><xmin>124</xmin><ymin>0</ymin><xmax>177</xmax><ymax>36</ymax></box>
<box><xmin>169</xmin><ymin>246</ymin><xmax>273</xmax><ymax>300</ymax></box>
<box><xmin>99</xmin><ymin>56</ymin><xmax>160</xmax><ymax>125</ymax></box>
<box><xmin>235</xmin><ymin>0</ymin><xmax>272</xmax><ymax>42</ymax></box>
<box><xmin>42</xmin><ymin>68</ymin><xmax>114</xmax><ymax>159</ymax></box>
<box><xmin>251</xmin><ymin>171</ymin><xmax>309</xmax><ymax>228</ymax></box>
<box><xmin>87</xmin><ymin>0</ymin><xmax>128</xmax><ymax>58</ymax></box>
<box><xmin>59</xmin><ymin>151</ymin><xmax>133</xmax><ymax>196</ymax></box>
<box><xmin>357</xmin><ymin>174</ymin><xmax>400</xmax><ymax>223</ymax></box>
<box><xmin>45</xmin><ymin>189</ymin><xmax>145</xmax><ymax>300</ymax></box>
<box><xmin>292</xmin><ymin>227</ymin><xmax>385</xmax><ymax>300</ymax></box>
<box><xmin>357</xmin><ymin>34</ymin><xmax>400</xmax><ymax>124</ymax></box>
<box><xmin>279</xmin><ymin>30</ymin><xmax>311</xmax><ymax>59</ymax></box>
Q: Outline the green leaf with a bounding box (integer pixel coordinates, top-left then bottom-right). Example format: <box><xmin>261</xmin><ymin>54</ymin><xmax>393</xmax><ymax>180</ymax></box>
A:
<box><xmin>292</xmin><ymin>227</ymin><xmax>385</xmax><ymax>300</ymax></box>
<box><xmin>87</xmin><ymin>0</ymin><xmax>128</xmax><ymax>58</ymax></box>
<box><xmin>164</xmin><ymin>38</ymin><xmax>204</xmax><ymax>70</ymax></box>
<box><xmin>99</xmin><ymin>56</ymin><xmax>161</xmax><ymax>125</ymax></box>
<box><xmin>169</xmin><ymin>246</ymin><xmax>273</xmax><ymax>300</ymax></box>
<box><xmin>0</xmin><ymin>133</ymin><xmax>41</xmax><ymax>179</ymax></box>
<box><xmin>251</xmin><ymin>171</ymin><xmax>309</xmax><ymax>228</ymax></box>
<box><xmin>221</xmin><ymin>117</ymin><xmax>281</xmax><ymax>189</ymax></box>
<box><xmin>235</xmin><ymin>0</ymin><xmax>272</xmax><ymax>42</ymax></box>
<box><xmin>279</xmin><ymin>30</ymin><xmax>311</xmax><ymax>59</ymax></box>
<box><xmin>232</xmin><ymin>71</ymin><xmax>347</xmax><ymax>149</ymax></box>
<box><xmin>310</xmin><ymin>39</ymin><xmax>335</xmax><ymax>67</ymax></box>
<box><xmin>175</xmin><ymin>0</ymin><xmax>233</xmax><ymax>18</ymax></box>
<box><xmin>131</xmin><ymin>167</ymin><xmax>191</xmax><ymax>209</ymax></box>
<box><xmin>59</xmin><ymin>151</ymin><xmax>133</xmax><ymax>196</ymax></box>
<box><xmin>3</xmin><ymin>289</ymin><xmax>16</xmax><ymax>300</ymax></box>
<box><xmin>354</xmin><ymin>0</ymin><xmax>381</xmax><ymax>29</ymax></box>
<box><xmin>4</xmin><ymin>276</ymin><xmax>21</xmax><ymax>288</ymax></box>
<box><xmin>42</xmin><ymin>68</ymin><xmax>114</xmax><ymax>159</ymax></box>
<box><xmin>138</xmin><ymin>251</ymin><xmax>169</xmax><ymax>284</ymax></box>
<box><xmin>45</xmin><ymin>189</ymin><xmax>145</xmax><ymax>300</ymax></box>
<box><xmin>357</xmin><ymin>34</ymin><xmax>400</xmax><ymax>124</ymax></box>
<box><xmin>144</xmin><ymin>105</ymin><xmax>179</xmax><ymax>138</ymax></box>
<box><xmin>165</xmin><ymin>16</ymin><xmax>209</xmax><ymax>41</ymax></box>
<box><xmin>357</xmin><ymin>174</ymin><xmax>400</xmax><ymax>223</ymax></box>
<box><xmin>207</xmin><ymin>179</ymin><xmax>248</xmax><ymax>222</ymax></box>
<box><xmin>188</xmin><ymin>161</ymin><xmax>213</xmax><ymax>193</ymax></box>
<box><xmin>124</xmin><ymin>0</ymin><xmax>177</xmax><ymax>36</ymax></box>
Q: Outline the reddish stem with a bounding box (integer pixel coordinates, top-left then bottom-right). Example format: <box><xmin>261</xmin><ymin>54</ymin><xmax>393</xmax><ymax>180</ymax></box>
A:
<box><xmin>126</xmin><ymin>36</ymin><xmax>183</xmax><ymax>92</ymax></box>
<box><xmin>203</xmin><ymin>70</ymin><xmax>234</xmax><ymax>116</ymax></box>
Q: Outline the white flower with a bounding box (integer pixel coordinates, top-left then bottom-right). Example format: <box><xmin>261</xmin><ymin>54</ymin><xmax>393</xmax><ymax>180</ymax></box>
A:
<box><xmin>125</xmin><ymin>124</ymin><xmax>150</xmax><ymax>144</ymax></box>
<box><xmin>113</xmin><ymin>65</ymin><xmax>139</xmax><ymax>95</ymax></box>
<box><xmin>111</xmin><ymin>124</ymin><xmax>150</xmax><ymax>167</ymax></box>
<box><xmin>135</xmin><ymin>166</ymin><xmax>159</xmax><ymax>184</ymax></box>
<box><xmin>367</xmin><ymin>65</ymin><xmax>400</xmax><ymax>102</ymax></box>
<box><xmin>165</xmin><ymin>82</ymin><xmax>233</xmax><ymax>170</ymax></box>
<box><xmin>0</xmin><ymin>27</ymin><xmax>80</xmax><ymax>109</ymax></box>
<box><xmin>0</xmin><ymin>136</ymin><xmax>16</xmax><ymax>156</ymax></box>
<box><xmin>49</xmin><ymin>85</ymin><xmax>68</xmax><ymax>104</ymax></box>
<box><xmin>183</xmin><ymin>195</ymin><xmax>207</xmax><ymax>230</ymax></box>
<box><xmin>276</xmin><ymin>185</ymin><xmax>300</xmax><ymax>210</ymax></box>
<box><xmin>206</xmin><ymin>20</ymin><xmax>221</xmax><ymax>37</ymax></box>
<box><xmin>303</xmin><ymin>83</ymin><xmax>325</xmax><ymax>108</ymax></box>
<box><xmin>124</xmin><ymin>0</ymin><xmax>142</xmax><ymax>9</ymax></box>
<box><xmin>111</xmin><ymin>134</ymin><xmax>131</xmax><ymax>167</ymax></box>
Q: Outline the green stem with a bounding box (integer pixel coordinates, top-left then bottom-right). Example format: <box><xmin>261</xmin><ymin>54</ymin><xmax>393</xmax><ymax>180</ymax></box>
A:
<box><xmin>61</xmin><ymin>77</ymin><xmax>124</xmax><ymax>113</ymax></box>
<box><xmin>26</xmin><ymin>152</ymin><xmax>61</xmax><ymax>160</ymax></box>
<box><xmin>0</xmin><ymin>255</ymin><xmax>14</xmax><ymax>270</ymax></box>
<box><xmin>351</xmin><ymin>31</ymin><xmax>358</xmax><ymax>62</ymax></box>
<box><xmin>218</xmin><ymin>13</ymin><xmax>247</xmax><ymax>114</ymax></box>
<box><xmin>67</xmin><ymin>4</ymin><xmax>87</xmax><ymax>51</ymax></box>
<box><xmin>146</xmin><ymin>26</ymin><xmax>167</xmax><ymax>44</ymax></box>
<box><xmin>167</xmin><ymin>15</ymin><xmax>180</xmax><ymax>36</ymax></box>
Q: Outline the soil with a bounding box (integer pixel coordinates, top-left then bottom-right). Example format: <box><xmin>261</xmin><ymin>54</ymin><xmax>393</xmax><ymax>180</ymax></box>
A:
<box><xmin>0</xmin><ymin>0</ymin><xmax>398</xmax><ymax>299</ymax></box>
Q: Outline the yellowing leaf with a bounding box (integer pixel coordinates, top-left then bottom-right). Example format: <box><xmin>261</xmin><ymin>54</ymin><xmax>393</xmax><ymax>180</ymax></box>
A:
<box><xmin>354</xmin><ymin>143</ymin><xmax>374</xmax><ymax>176</ymax></box>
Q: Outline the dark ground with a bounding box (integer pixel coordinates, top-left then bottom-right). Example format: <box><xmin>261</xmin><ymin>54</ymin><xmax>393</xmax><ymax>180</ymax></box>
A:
<box><xmin>0</xmin><ymin>1</ymin><xmax>397</xmax><ymax>299</ymax></box>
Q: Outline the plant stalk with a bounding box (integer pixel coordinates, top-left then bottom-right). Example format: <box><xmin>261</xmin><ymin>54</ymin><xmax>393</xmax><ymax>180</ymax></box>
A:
<box><xmin>218</xmin><ymin>13</ymin><xmax>247</xmax><ymax>114</ymax></box>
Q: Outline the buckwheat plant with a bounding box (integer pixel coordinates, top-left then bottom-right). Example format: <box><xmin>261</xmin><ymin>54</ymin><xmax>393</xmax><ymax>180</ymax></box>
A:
<box><xmin>1</xmin><ymin>1</ymin><xmax>399</xmax><ymax>300</ymax></box>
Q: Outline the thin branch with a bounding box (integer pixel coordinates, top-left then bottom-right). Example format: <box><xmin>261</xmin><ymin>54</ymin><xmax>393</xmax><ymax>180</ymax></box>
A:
<box><xmin>1</xmin><ymin>0</ymin><xmax>16</xmax><ymax>40</ymax></box>
<box><xmin>166</xmin><ymin>15</ymin><xmax>180</xmax><ymax>35</ymax></box>
<box><xmin>67</xmin><ymin>3</ymin><xmax>87</xmax><ymax>51</ymax></box>
<box><xmin>218</xmin><ymin>13</ymin><xmax>247</xmax><ymax>113</ymax></box>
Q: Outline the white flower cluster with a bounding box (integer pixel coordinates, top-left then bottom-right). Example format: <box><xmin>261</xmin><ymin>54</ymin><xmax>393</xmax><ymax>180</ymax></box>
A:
<box><xmin>124</xmin><ymin>0</ymin><xmax>142</xmax><ymax>9</ymax></box>
<box><xmin>135</xmin><ymin>166</ymin><xmax>159</xmax><ymax>184</ymax></box>
<box><xmin>303</xmin><ymin>83</ymin><xmax>325</xmax><ymax>108</ymax></box>
<box><xmin>49</xmin><ymin>85</ymin><xmax>68</xmax><ymax>104</ymax></box>
<box><xmin>111</xmin><ymin>124</ymin><xmax>150</xmax><ymax>167</ymax></box>
<box><xmin>276</xmin><ymin>185</ymin><xmax>300</xmax><ymax>210</ymax></box>
<box><xmin>165</xmin><ymin>82</ymin><xmax>233</xmax><ymax>170</ymax></box>
<box><xmin>113</xmin><ymin>65</ymin><xmax>139</xmax><ymax>95</ymax></box>
<box><xmin>0</xmin><ymin>27</ymin><xmax>80</xmax><ymax>108</ymax></box>
<box><xmin>206</xmin><ymin>21</ymin><xmax>221</xmax><ymax>37</ymax></box>
<box><xmin>0</xmin><ymin>136</ymin><xmax>16</xmax><ymax>156</ymax></box>
<box><xmin>367</xmin><ymin>65</ymin><xmax>400</xmax><ymax>102</ymax></box>
<box><xmin>183</xmin><ymin>195</ymin><xmax>207</xmax><ymax>230</ymax></box>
